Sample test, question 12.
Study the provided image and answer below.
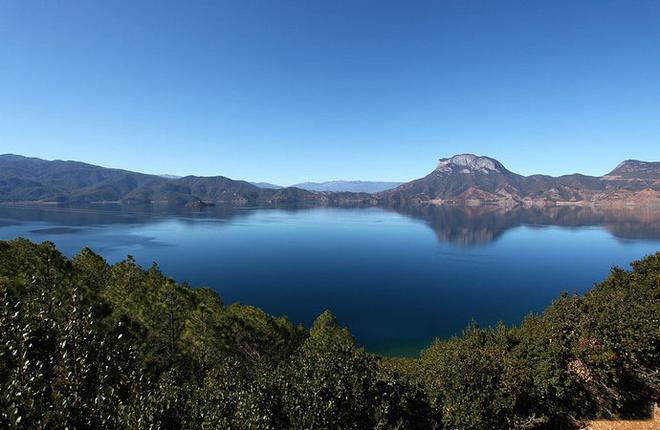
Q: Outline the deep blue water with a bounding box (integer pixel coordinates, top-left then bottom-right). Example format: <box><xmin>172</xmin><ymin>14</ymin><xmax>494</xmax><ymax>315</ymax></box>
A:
<box><xmin>0</xmin><ymin>204</ymin><xmax>658</xmax><ymax>356</ymax></box>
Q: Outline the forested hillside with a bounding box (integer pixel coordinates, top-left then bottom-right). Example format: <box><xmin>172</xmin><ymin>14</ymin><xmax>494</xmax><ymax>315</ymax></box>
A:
<box><xmin>0</xmin><ymin>239</ymin><xmax>657</xmax><ymax>429</ymax></box>
<box><xmin>0</xmin><ymin>154</ymin><xmax>370</xmax><ymax>206</ymax></box>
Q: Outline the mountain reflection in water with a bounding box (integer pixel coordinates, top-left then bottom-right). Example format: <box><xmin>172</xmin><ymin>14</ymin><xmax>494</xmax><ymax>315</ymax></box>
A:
<box><xmin>0</xmin><ymin>202</ymin><xmax>658</xmax><ymax>356</ymax></box>
<box><xmin>387</xmin><ymin>204</ymin><xmax>660</xmax><ymax>246</ymax></box>
<box><xmin>1</xmin><ymin>203</ymin><xmax>658</xmax><ymax>248</ymax></box>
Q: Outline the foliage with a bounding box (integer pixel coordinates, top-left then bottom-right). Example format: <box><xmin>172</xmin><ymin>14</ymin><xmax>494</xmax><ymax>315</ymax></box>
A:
<box><xmin>0</xmin><ymin>238</ymin><xmax>658</xmax><ymax>429</ymax></box>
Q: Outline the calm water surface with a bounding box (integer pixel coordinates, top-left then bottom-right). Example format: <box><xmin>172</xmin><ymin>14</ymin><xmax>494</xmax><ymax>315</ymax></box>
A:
<box><xmin>0</xmin><ymin>204</ymin><xmax>658</xmax><ymax>356</ymax></box>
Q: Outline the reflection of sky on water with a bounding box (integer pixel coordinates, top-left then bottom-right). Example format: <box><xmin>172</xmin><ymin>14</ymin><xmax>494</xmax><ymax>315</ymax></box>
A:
<box><xmin>0</xmin><ymin>203</ymin><xmax>658</xmax><ymax>356</ymax></box>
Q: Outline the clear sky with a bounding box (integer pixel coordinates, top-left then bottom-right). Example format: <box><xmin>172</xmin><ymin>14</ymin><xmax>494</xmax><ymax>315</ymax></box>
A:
<box><xmin>1</xmin><ymin>1</ymin><xmax>659</xmax><ymax>184</ymax></box>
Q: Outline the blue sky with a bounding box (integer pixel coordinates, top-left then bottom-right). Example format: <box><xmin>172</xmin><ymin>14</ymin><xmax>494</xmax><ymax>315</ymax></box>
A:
<box><xmin>1</xmin><ymin>1</ymin><xmax>659</xmax><ymax>184</ymax></box>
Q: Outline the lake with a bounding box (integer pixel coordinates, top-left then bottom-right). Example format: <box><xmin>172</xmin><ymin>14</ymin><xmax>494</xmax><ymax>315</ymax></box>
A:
<box><xmin>0</xmin><ymin>203</ymin><xmax>658</xmax><ymax>356</ymax></box>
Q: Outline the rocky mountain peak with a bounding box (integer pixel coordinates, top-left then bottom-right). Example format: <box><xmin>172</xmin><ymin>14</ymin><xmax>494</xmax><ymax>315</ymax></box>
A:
<box><xmin>436</xmin><ymin>154</ymin><xmax>508</xmax><ymax>174</ymax></box>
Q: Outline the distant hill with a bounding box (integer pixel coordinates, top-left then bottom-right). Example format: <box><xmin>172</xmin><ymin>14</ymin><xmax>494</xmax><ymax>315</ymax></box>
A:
<box><xmin>0</xmin><ymin>154</ymin><xmax>172</xmax><ymax>204</ymax></box>
<box><xmin>250</xmin><ymin>182</ymin><xmax>283</xmax><ymax>189</ymax></box>
<box><xmin>602</xmin><ymin>159</ymin><xmax>660</xmax><ymax>181</ymax></box>
<box><xmin>292</xmin><ymin>180</ymin><xmax>402</xmax><ymax>193</ymax></box>
<box><xmin>378</xmin><ymin>154</ymin><xmax>659</xmax><ymax>206</ymax></box>
<box><xmin>0</xmin><ymin>154</ymin><xmax>370</xmax><ymax>205</ymax></box>
<box><xmin>254</xmin><ymin>180</ymin><xmax>401</xmax><ymax>192</ymax></box>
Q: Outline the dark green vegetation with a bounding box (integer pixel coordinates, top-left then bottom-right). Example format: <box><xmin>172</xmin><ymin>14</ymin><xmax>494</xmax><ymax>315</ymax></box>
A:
<box><xmin>0</xmin><ymin>154</ymin><xmax>371</xmax><ymax>205</ymax></box>
<box><xmin>0</xmin><ymin>239</ymin><xmax>658</xmax><ymax>429</ymax></box>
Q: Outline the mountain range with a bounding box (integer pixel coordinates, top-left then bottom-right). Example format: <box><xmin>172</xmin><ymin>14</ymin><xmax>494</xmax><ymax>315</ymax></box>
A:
<box><xmin>0</xmin><ymin>153</ymin><xmax>657</xmax><ymax>207</ymax></box>
<box><xmin>379</xmin><ymin>154</ymin><xmax>659</xmax><ymax>207</ymax></box>
<box><xmin>0</xmin><ymin>154</ymin><xmax>370</xmax><ymax>206</ymax></box>
<box><xmin>250</xmin><ymin>182</ymin><xmax>283</xmax><ymax>189</ymax></box>
<box><xmin>289</xmin><ymin>181</ymin><xmax>402</xmax><ymax>193</ymax></box>
<box><xmin>250</xmin><ymin>180</ymin><xmax>402</xmax><ymax>193</ymax></box>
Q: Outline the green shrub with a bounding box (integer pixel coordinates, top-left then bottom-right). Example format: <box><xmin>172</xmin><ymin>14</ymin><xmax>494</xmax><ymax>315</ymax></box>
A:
<box><xmin>0</xmin><ymin>239</ymin><xmax>657</xmax><ymax>429</ymax></box>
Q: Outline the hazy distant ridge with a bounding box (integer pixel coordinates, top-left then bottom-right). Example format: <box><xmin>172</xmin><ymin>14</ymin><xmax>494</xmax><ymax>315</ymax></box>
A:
<box><xmin>291</xmin><ymin>181</ymin><xmax>403</xmax><ymax>193</ymax></box>
<box><xmin>251</xmin><ymin>181</ymin><xmax>402</xmax><ymax>192</ymax></box>
<box><xmin>250</xmin><ymin>182</ymin><xmax>283</xmax><ymax>189</ymax></box>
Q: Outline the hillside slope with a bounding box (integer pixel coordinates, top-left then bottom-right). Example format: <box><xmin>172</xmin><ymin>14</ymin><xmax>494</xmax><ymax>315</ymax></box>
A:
<box><xmin>379</xmin><ymin>154</ymin><xmax>659</xmax><ymax>206</ymax></box>
<box><xmin>0</xmin><ymin>154</ymin><xmax>369</xmax><ymax>205</ymax></box>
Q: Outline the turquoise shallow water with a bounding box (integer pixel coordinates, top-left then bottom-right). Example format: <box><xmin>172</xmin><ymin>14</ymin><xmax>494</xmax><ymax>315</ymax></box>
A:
<box><xmin>0</xmin><ymin>204</ymin><xmax>658</xmax><ymax>356</ymax></box>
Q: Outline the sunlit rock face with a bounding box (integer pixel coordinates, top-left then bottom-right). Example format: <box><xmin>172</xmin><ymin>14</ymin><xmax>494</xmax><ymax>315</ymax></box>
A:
<box><xmin>436</xmin><ymin>154</ymin><xmax>508</xmax><ymax>174</ymax></box>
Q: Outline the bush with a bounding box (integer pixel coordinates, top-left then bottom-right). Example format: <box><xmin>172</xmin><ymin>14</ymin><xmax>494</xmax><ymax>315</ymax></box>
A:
<box><xmin>0</xmin><ymin>239</ymin><xmax>657</xmax><ymax>429</ymax></box>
